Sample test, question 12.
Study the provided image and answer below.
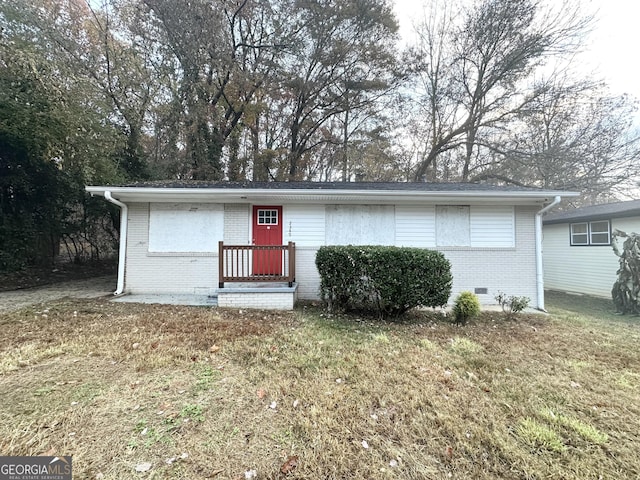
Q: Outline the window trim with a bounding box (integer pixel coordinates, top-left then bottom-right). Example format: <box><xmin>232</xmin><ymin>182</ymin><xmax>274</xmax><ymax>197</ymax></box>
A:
<box><xmin>570</xmin><ymin>220</ymin><xmax>611</xmax><ymax>246</ymax></box>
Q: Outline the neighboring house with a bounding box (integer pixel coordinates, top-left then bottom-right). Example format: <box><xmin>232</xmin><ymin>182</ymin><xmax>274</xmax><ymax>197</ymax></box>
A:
<box><xmin>86</xmin><ymin>181</ymin><xmax>576</xmax><ymax>310</ymax></box>
<box><xmin>543</xmin><ymin>199</ymin><xmax>640</xmax><ymax>298</ymax></box>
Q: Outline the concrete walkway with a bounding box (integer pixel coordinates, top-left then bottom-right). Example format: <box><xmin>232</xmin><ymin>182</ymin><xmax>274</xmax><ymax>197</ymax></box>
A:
<box><xmin>112</xmin><ymin>293</ymin><xmax>218</xmax><ymax>307</ymax></box>
<box><xmin>0</xmin><ymin>275</ymin><xmax>116</xmax><ymax>313</ymax></box>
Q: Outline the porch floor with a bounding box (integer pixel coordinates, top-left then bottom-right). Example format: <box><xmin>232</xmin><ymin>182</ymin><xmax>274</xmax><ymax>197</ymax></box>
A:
<box><xmin>110</xmin><ymin>282</ymin><xmax>298</xmax><ymax>308</ymax></box>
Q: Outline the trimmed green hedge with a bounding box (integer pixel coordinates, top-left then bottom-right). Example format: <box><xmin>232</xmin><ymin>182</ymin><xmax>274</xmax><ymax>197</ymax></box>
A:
<box><xmin>315</xmin><ymin>245</ymin><xmax>452</xmax><ymax>317</ymax></box>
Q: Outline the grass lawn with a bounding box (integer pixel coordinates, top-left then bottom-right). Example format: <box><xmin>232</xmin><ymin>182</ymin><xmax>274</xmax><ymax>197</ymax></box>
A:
<box><xmin>0</xmin><ymin>294</ymin><xmax>639</xmax><ymax>479</ymax></box>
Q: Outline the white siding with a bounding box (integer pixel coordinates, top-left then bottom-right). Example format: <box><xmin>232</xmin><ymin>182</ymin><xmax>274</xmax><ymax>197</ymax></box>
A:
<box><xmin>542</xmin><ymin>217</ymin><xmax>638</xmax><ymax>298</ymax></box>
<box><xmin>325</xmin><ymin>205</ymin><xmax>395</xmax><ymax>245</ymax></box>
<box><xmin>470</xmin><ymin>205</ymin><xmax>515</xmax><ymax>247</ymax></box>
<box><xmin>283</xmin><ymin>205</ymin><xmax>325</xmax><ymax>246</ymax></box>
<box><xmin>395</xmin><ymin>206</ymin><xmax>436</xmax><ymax>247</ymax></box>
<box><xmin>148</xmin><ymin>203</ymin><xmax>223</xmax><ymax>252</ymax></box>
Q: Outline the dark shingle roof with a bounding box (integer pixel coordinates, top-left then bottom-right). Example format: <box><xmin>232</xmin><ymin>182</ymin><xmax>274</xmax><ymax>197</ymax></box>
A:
<box><xmin>544</xmin><ymin>199</ymin><xmax>640</xmax><ymax>224</ymax></box>
<box><xmin>121</xmin><ymin>180</ymin><xmax>556</xmax><ymax>193</ymax></box>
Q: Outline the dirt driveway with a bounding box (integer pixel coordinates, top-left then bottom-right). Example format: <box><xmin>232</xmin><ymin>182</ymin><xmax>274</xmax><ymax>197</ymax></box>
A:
<box><xmin>0</xmin><ymin>275</ymin><xmax>116</xmax><ymax>313</ymax></box>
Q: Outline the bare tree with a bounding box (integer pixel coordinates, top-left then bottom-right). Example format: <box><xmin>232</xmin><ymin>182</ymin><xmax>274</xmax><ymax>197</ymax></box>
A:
<box><xmin>470</xmin><ymin>79</ymin><xmax>640</xmax><ymax>202</ymax></box>
<box><xmin>409</xmin><ymin>0</ymin><xmax>591</xmax><ymax>181</ymax></box>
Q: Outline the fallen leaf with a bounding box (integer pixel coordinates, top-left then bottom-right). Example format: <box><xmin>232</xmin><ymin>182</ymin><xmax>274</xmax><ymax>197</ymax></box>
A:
<box><xmin>210</xmin><ymin>345</ymin><xmax>220</xmax><ymax>353</ymax></box>
<box><xmin>257</xmin><ymin>388</ymin><xmax>267</xmax><ymax>399</ymax></box>
<box><xmin>135</xmin><ymin>462</ymin><xmax>152</xmax><ymax>472</ymax></box>
<box><xmin>280</xmin><ymin>455</ymin><xmax>299</xmax><ymax>474</ymax></box>
<box><xmin>444</xmin><ymin>446</ymin><xmax>453</xmax><ymax>459</ymax></box>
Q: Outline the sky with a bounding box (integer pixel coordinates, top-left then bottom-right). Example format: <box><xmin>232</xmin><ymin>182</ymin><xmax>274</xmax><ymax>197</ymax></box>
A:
<box><xmin>393</xmin><ymin>0</ymin><xmax>640</xmax><ymax>102</ymax></box>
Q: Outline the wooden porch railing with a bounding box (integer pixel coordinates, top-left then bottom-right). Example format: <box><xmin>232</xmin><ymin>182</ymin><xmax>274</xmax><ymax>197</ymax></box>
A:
<box><xmin>218</xmin><ymin>241</ymin><xmax>296</xmax><ymax>288</ymax></box>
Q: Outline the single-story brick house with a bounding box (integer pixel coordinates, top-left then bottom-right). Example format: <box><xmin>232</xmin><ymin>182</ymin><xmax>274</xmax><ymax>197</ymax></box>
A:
<box><xmin>86</xmin><ymin>181</ymin><xmax>575</xmax><ymax>310</ymax></box>
<box><xmin>543</xmin><ymin>199</ymin><xmax>640</xmax><ymax>298</ymax></box>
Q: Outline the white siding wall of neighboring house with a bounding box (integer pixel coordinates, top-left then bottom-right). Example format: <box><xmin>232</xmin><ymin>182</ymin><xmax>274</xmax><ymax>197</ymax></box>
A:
<box><xmin>125</xmin><ymin>203</ymin><xmax>218</xmax><ymax>295</ymax></box>
<box><xmin>543</xmin><ymin>216</ymin><xmax>638</xmax><ymax>298</ymax></box>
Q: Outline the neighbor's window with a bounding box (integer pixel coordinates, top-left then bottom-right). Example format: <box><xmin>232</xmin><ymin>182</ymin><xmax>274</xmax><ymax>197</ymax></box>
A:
<box><xmin>589</xmin><ymin>221</ymin><xmax>611</xmax><ymax>245</ymax></box>
<box><xmin>570</xmin><ymin>221</ymin><xmax>610</xmax><ymax>246</ymax></box>
<box><xmin>570</xmin><ymin>223</ymin><xmax>588</xmax><ymax>245</ymax></box>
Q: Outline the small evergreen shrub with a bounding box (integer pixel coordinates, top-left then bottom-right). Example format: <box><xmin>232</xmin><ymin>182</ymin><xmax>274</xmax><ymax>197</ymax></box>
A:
<box><xmin>495</xmin><ymin>291</ymin><xmax>530</xmax><ymax>317</ymax></box>
<box><xmin>452</xmin><ymin>291</ymin><xmax>481</xmax><ymax>325</ymax></box>
<box><xmin>315</xmin><ymin>245</ymin><xmax>452</xmax><ymax>318</ymax></box>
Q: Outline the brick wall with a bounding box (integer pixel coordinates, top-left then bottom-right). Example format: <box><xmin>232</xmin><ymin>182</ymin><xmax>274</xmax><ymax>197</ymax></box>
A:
<box><xmin>218</xmin><ymin>291</ymin><xmax>296</xmax><ymax>309</ymax></box>
<box><xmin>125</xmin><ymin>203</ymin><xmax>217</xmax><ymax>295</ymax></box>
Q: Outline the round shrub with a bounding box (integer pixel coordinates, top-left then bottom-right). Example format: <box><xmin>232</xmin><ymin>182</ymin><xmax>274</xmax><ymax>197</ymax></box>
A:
<box><xmin>452</xmin><ymin>291</ymin><xmax>481</xmax><ymax>325</ymax></box>
<box><xmin>315</xmin><ymin>245</ymin><xmax>452</xmax><ymax>318</ymax></box>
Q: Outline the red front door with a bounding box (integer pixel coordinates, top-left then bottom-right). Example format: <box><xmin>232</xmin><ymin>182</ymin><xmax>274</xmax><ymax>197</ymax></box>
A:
<box><xmin>252</xmin><ymin>206</ymin><xmax>283</xmax><ymax>275</ymax></box>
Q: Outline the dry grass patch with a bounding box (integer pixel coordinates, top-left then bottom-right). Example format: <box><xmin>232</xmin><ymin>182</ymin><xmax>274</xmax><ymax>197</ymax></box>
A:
<box><xmin>0</xmin><ymin>295</ymin><xmax>639</xmax><ymax>478</ymax></box>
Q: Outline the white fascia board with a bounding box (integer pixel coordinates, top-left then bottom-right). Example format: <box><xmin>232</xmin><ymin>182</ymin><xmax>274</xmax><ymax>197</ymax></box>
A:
<box><xmin>85</xmin><ymin>185</ymin><xmax>579</xmax><ymax>205</ymax></box>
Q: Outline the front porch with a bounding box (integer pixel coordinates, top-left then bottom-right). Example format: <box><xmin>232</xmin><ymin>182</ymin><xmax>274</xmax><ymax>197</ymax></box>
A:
<box><xmin>217</xmin><ymin>241</ymin><xmax>298</xmax><ymax>309</ymax></box>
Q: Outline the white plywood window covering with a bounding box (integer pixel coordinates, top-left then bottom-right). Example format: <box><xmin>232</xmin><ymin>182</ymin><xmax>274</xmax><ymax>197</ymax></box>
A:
<box><xmin>148</xmin><ymin>203</ymin><xmax>223</xmax><ymax>252</ymax></box>
<box><xmin>470</xmin><ymin>205</ymin><xmax>515</xmax><ymax>247</ymax></box>
<box><xmin>325</xmin><ymin>205</ymin><xmax>395</xmax><ymax>245</ymax></box>
<box><xmin>436</xmin><ymin>205</ymin><xmax>470</xmax><ymax>246</ymax></box>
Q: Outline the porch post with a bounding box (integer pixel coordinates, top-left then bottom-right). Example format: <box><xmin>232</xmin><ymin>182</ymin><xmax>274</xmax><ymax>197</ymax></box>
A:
<box><xmin>218</xmin><ymin>241</ymin><xmax>224</xmax><ymax>288</ymax></box>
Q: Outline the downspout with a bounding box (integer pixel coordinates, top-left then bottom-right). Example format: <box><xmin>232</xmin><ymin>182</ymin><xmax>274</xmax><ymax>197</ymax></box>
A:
<box><xmin>535</xmin><ymin>195</ymin><xmax>562</xmax><ymax>311</ymax></box>
<box><xmin>104</xmin><ymin>191</ymin><xmax>127</xmax><ymax>295</ymax></box>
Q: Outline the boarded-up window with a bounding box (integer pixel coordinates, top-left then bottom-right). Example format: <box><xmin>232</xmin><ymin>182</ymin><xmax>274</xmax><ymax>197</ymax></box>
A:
<box><xmin>148</xmin><ymin>203</ymin><xmax>223</xmax><ymax>252</ymax></box>
<box><xmin>325</xmin><ymin>205</ymin><xmax>394</xmax><ymax>245</ymax></box>
<box><xmin>436</xmin><ymin>205</ymin><xmax>515</xmax><ymax>247</ymax></box>
<box><xmin>436</xmin><ymin>206</ymin><xmax>470</xmax><ymax>246</ymax></box>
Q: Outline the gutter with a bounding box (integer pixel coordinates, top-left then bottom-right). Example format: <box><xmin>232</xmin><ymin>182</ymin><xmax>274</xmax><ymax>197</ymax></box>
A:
<box><xmin>85</xmin><ymin>185</ymin><xmax>573</xmax><ymax>201</ymax></box>
<box><xmin>535</xmin><ymin>195</ymin><xmax>562</xmax><ymax>311</ymax></box>
<box><xmin>104</xmin><ymin>191</ymin><xmax>127</xmax><ymax>295</ymax></box>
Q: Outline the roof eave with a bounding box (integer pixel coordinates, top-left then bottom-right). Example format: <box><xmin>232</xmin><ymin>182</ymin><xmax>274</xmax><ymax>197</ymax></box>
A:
<box><xmin>85</xmin><ymin>185</ymin><xmax>579</xmax><ymax>205</ymax></box>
